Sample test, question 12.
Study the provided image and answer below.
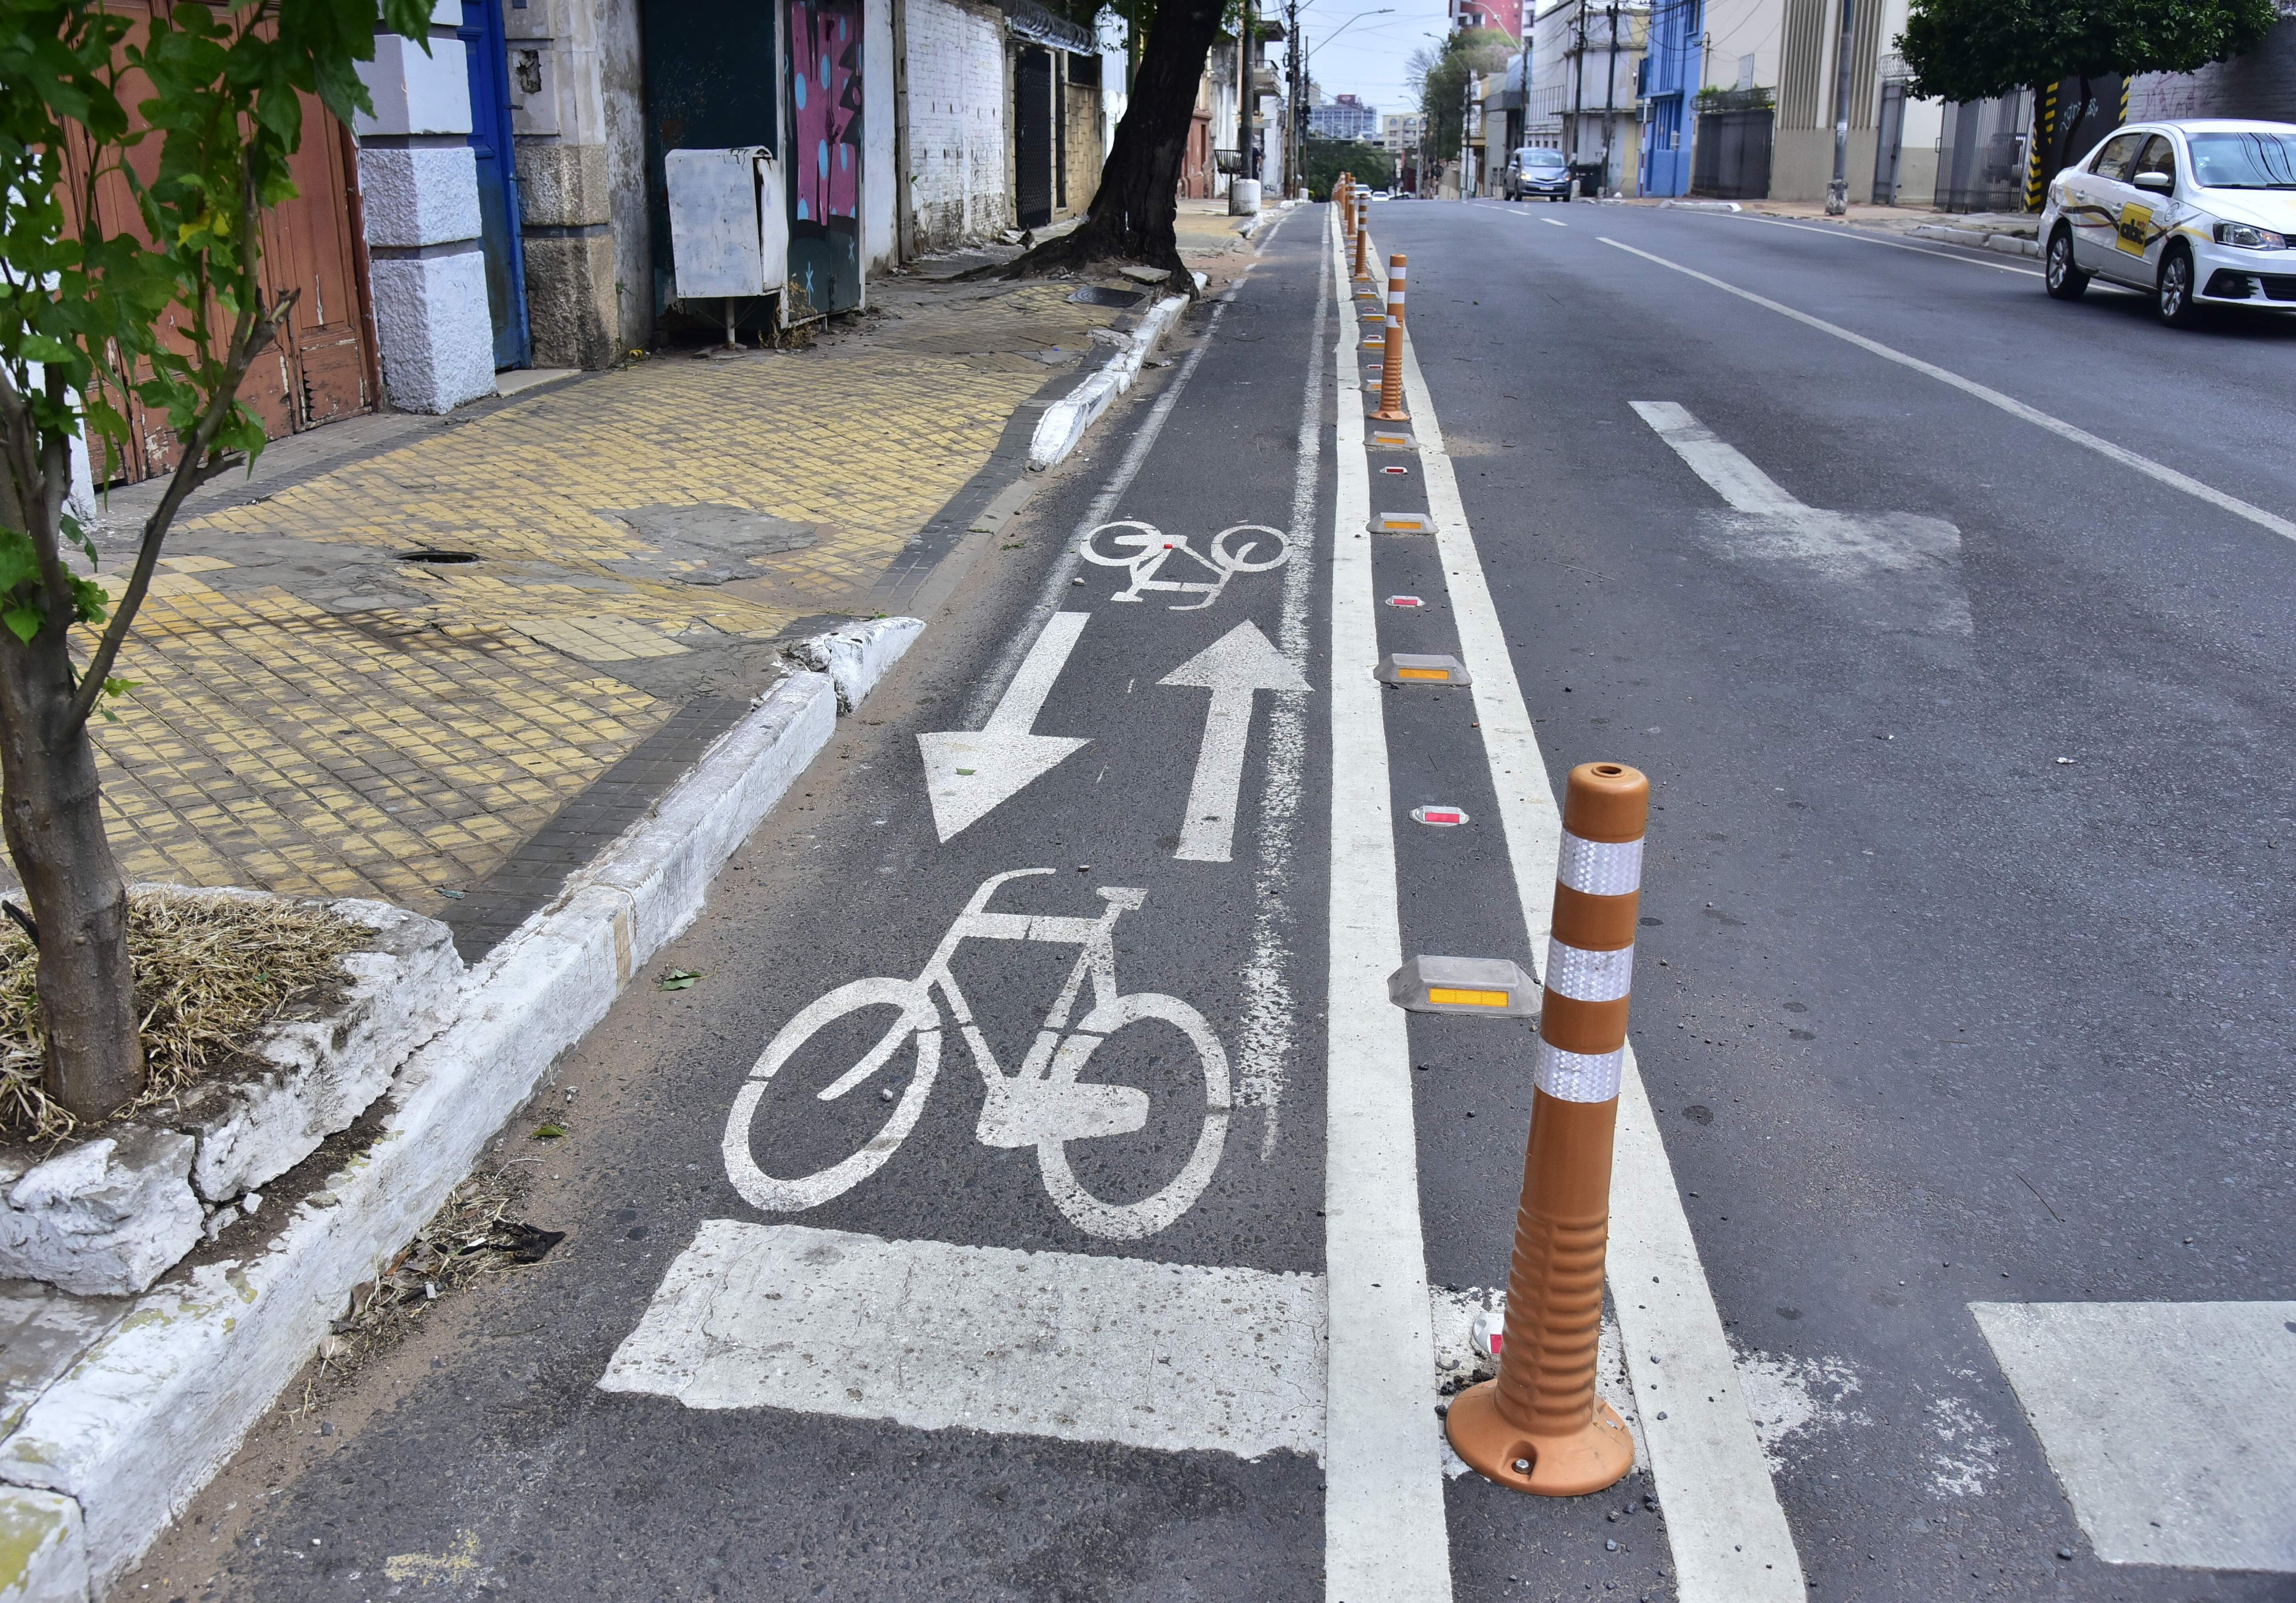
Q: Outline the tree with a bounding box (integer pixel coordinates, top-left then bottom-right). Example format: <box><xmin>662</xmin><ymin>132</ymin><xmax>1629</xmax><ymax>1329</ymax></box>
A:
<box><xmin>998</xmin><ymin>0</ymin><xmax>1233</xmax><ymax>285</ymax></box>
<box><xmin>0</xmin><ymin>0</ymin><xmax>433</xmax><ymax>1119</ymax></box>
<box><xmin>1408</xmin><ymin>27</ymin><xmax>1515</xmax><ymax>168</ymax></box>
<box><xmin>1301</xmin><ymin>138</ymin><xmax>1393</xmax><ymax>200</ymax></box>
<box><xmin>1899</xmin><ymin>0</ymin><xmax>2276</xmax><ymax>176</ymax></box>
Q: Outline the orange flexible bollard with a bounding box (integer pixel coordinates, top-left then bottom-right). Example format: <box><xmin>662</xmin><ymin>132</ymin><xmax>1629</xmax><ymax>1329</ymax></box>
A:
<box><xmin>1444</xmin><ymin>761</ymin><xmax>1648</xmax><ymax>1497</ymax></box>
<box><xmin>1353</xmin><ymin>191</ymin><xmax>1371</xmax><ymax>280</ymax></box>
<box><xmin>1371</xmin><ymin>255</ymin><xmax>1409</xmax><ymax>422</ymax></box>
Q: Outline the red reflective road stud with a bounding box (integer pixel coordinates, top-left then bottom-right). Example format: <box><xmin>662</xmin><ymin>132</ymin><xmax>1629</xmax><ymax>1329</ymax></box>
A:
<box><xmin>1385</xmin><ymin>595</ymin><xmax>1424</xmax><ymax>607</ymax></box>
<box><xmin>1409</xmin><ymin>804</ymin><xmax>1469</xmax><ymax>827</ymax></box>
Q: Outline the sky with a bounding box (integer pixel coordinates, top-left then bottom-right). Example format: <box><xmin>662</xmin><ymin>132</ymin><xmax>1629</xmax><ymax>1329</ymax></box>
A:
<box><xmin>1286</xmin><ymin>0</ymin><xmax>1462</xmax><ymax>125</ymax></box>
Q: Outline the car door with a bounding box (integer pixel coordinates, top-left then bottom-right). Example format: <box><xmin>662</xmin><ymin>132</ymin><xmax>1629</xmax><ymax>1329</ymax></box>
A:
<box><xmin>2121</xmin><ymin>134</ymin><xmax>2186</xmax><ymax>282</ymax></box>
<box><xmin>2071</xmin><ymin>129</ymin><xmax>2146</xmax><ymax>274</ymax></box>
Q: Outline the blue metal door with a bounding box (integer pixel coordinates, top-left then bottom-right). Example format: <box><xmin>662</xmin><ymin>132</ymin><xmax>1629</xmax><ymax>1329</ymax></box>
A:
<box><xmin>460</xmin><ymin>0</ymin><xmax>531</xmax><ymax>369</ymax></box>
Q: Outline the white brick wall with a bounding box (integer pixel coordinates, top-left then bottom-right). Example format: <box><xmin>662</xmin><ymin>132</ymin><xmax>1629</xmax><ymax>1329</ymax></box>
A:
<box><xmin>906</xmin><ymin>0</ymin><xmax>1009</xmax><ymax>250</ymax></box>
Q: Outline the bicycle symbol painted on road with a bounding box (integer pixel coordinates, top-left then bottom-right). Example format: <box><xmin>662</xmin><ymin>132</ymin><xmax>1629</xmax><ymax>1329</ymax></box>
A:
<box><xmin>1079</xmin><ymin>520</ymin><xmax>1289</xmax><ymax>611</ymax></box>
<box><xmin>723</xmin><ymin>868</ymin><xmax>1231</xmax><ymax>1241</ymax></box>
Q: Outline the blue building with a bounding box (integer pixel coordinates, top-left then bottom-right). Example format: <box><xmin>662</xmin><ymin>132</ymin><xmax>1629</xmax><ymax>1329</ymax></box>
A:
<box><xmin>1639</xmin><ymin>0</ymin><xmax>1702</xmax><ymax>196</ymax></box>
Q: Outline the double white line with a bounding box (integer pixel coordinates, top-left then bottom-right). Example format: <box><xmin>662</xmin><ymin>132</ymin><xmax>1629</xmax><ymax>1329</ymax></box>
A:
<box><xmin>1322</xmin><ymin>208</ymin><xmax>1806</xmax><ymax>1602</ymax></box>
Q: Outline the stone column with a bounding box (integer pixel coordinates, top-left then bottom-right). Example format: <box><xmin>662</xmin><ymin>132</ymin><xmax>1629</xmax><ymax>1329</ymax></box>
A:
<box><xmin>353</xmin><ymin>28</ymin><xmax>499</xmax><ymax>413</ymax></box>
<box><xmin>506</xmin><ymin>0</ymin><xmax>625</xmax><ymax>368</ymax></box>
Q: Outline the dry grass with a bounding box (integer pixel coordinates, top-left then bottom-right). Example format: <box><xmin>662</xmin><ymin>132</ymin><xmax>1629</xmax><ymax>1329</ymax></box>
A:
<box><xmin>289</xmin><ymin>1158</ymin><xmax>560</xmax><ymax>1411</ymax></box>
<box><xmin>0</xmin><ymin>891</ymin><xmax>369</xmax><ymax>1143</ymax></box>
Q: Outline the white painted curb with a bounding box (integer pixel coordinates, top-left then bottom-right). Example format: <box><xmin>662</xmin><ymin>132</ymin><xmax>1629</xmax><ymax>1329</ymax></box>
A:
<box><xmin>0</xmin><ymin>629</ymin><xmax>922</xmax><ymax>1598</ymax></box>
<box><xmin>1910</xmin><ymin>221</ymin><xmax>2041</xmax><ymax>258</ymax></box>
<box><xmin>1660</xmin><ymin>199</ymin><xmax>1742</xmax><ymax>212</ymax></box>
<box><xmin>1026</xmin><ymin>294</ymin><xmax>1188</xmax><ymax>472</ymax></box>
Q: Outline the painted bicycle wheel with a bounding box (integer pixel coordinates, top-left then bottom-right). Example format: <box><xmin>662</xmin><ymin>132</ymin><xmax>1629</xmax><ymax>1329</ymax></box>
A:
<box><xmin>1210</xmin><ymin>523</ymin><xmax>1289</xmax><ymax>573</ymax></box>
<box><xmin>722</xmin><ymin>976</ymin><xmax>940</xmax><ymax>1212</ymax></box>
<box><xmin>1035</xmin><ymin>991</ymin><xmax>1231</xmax><ymax>1240</ymax></box>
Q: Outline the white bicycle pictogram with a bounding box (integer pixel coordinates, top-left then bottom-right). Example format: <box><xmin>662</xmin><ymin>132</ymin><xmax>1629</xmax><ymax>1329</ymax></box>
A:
<box><xmin>723</xmin><ymin>868</ymin><xmax>1231</xmax><ymax>1240</ymax></box>
<box><xmin>1079</xmin><ymin>519</ymin><xmax>1289</xmax><ymax>611</ymax></box>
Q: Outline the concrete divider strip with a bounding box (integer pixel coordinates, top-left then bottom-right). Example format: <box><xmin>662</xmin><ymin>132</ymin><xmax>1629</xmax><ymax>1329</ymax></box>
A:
<box><xmin>1392</xmin><ymin>289</ymin><xmax>1808</xmax><ymax>1600</ymax></box>
<box><xmin>0</xmin><ymin>624</ymin><xmax>923</xmax><ymax>1595</ymax></box>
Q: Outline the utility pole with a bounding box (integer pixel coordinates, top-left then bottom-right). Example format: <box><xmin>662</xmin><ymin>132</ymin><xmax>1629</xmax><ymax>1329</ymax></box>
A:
<box><xmin>1824</xmin><ymin>0</ymin><xmax>1856</xmax><ymax>214</ymax></box>
<box><xmin>1239</xmin><ymin>0</ymin><xmax>1254</xmax><ymax>188</ymax></box>
<box><xmin>1285</xmin><ymin>0</ymin><xmax>1302</xmax><ymax>196</ymax></box>
<box><xmin>1570</xmin><ymin>3</ymin><xmax>1586</xmax><ymax>185</ymax></box>
<box><xmin>1603</xmin><ymin>0</ymin><xmax>1618</xmax><ymax>196</ymax></box>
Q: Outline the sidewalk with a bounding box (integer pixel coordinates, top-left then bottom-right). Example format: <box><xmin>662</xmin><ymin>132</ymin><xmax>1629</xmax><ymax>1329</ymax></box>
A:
<box><xmin>76</xmin><ymin>271</ymin><xmax>1154</xmax><ymax>952</ymax></box>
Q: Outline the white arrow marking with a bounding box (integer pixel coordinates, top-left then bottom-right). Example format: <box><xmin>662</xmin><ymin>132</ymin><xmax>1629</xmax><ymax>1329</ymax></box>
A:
<box><xmin>917</xmin><ymin>611</ymin><xmax>1090</xmax><ymax>842</ymax></box>
<box><xmin>1159</xmin><ymin>620</ymin><xmax>1309</xmax><ymax>863</ymax></box>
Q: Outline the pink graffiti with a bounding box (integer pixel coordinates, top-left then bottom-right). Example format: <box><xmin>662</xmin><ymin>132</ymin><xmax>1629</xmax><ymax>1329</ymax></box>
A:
<box><xmin>788</xmin><ymin>0</ymin><xmax>862</xmax><ymax>224</ymax></box>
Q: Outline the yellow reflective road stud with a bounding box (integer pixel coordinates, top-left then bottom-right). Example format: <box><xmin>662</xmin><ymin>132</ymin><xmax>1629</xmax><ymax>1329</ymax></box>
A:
<box><xmin>1428</xmin><ymin>987</ymin><xmax>1510</xmax><ymax>1007</ymax></box>
<box><xmin>1397</xmin><ymin>666</ymin><xmax>1450</xmax><ymax>681</ymax></box>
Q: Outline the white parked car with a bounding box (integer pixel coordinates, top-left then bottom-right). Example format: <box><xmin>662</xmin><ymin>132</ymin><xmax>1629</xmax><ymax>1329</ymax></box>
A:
<box><xmin>2041</xmin><ymin>119</ymin><xmax>2296</xmax><ymax>325</ymax></box>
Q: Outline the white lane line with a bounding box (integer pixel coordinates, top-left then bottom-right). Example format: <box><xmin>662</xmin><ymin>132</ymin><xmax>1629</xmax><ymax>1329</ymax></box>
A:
<box><xmin>1323</xmin><ymin>207</ymin><xmax>1454</xmax><ymax>1603</ymax></box>
<box><xmin>1238</xmin><ymin>230</ymin><xmax>1328</xmax><ymax>1156</ymax></box>
<box><xmin>1394</xmin><ymin>275</ymin><xmax>1808</xmax><ymax>1603</ymax></box>
<box><xmin>1599</xmin><ymin>236</ymin><xmax>2296</xmax><ymax>545</ymax></box>
<box><xmin>1973</xmin><ymin>1300</ymin><xmax>2296</xmax><ymax>1572</ymax></box>
<box><xmin>601</xmin><ymin>1222</ymin><xmax>1326</xmax><ymax>1459</ymax></box>
<box><xmin>1542</xmin><ymin>216</ymin><xmax>1569</xmax><ymax>228</ymax></box>
<box><xmin>1726</xmin><ymin>213</ymin><xmax>2041</xmax><ymax>277</ymax></box>
<box><xmin>1628</xmin><ymin>400</ymin><xmax>1804</xmax><ymax>516</ymax></box>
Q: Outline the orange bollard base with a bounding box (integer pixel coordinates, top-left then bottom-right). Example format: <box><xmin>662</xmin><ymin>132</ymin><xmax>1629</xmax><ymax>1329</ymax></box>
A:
<box><xmin>1444</xmin><ymin>1381</ymin><xmax>1635</xmax><ymax>1497</ymax></box>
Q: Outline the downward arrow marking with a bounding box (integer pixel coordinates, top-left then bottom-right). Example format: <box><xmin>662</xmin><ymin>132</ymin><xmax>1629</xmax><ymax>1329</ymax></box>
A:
<box><xmin>917</xmin><ymin>612</ymin><xmax>1091</xmax><ymax>842</ymax></box>
<box><xmin>1159</xmin><ymin>620</ymin><xmax>1309</xmax><ymax>863</ymax></box>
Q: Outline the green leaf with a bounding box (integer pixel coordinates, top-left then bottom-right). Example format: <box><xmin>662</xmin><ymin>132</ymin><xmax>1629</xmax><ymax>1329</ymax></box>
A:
<box><xmin>1</xmin><ymin>605</ymin><xmax>39</xmax><ymax>647</ymax></box>
<box><xmin>531</xmin><ymin>1123</ymin><xmax>568</xmax><ymax>1140</ymax></box>
<box><xmin>658</xmin><ymin>968</ymin><xmax>703</xmax><ymax>990</ymax></box>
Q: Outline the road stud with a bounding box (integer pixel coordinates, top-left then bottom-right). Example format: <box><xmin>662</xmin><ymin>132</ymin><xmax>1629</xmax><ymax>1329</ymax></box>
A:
<box><xmin>1368</xmin><ymin>430</ymin><xmax>1415</xmax><ymax>451</ymax></box>
<box><xmin>1444</xmin><ymin>760</ymin><xmax>1648</xmax><ymax>1499</ymax></box>
<box><xmin>1368</xmin><ymin>512</ymin><xmax>1433</xmax><ymax>534</ymax></box>
<box><xmin>1409</xmin><ymin>803</ymin><xmax>1468</xmax><ymax>826</ymax></box>
<box><xmin>1376</xmin><ymin>652</ymin><xmax>1470</xmax><ymax>685</ymax></box>
<box><xmin>1387</xmin><ymin>955</ymin><xmax>1536</xmax><ymax>1016</ymax></box>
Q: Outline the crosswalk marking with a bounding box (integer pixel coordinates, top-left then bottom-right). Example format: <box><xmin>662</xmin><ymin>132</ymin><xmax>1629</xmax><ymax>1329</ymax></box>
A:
<box><xmin>600</xmin><ymin>1222</ymin><xmax>1325</xmax><ymax>1459</ymax></box>
<box><xmin>1975</xmin><ymin>1299</ymin><xmax>2296</xmax><ymax>1572</ymax></box>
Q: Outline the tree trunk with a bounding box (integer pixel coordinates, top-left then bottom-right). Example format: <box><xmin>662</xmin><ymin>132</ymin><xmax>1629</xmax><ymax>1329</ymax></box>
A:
<box><xmin>999</xmin><ymin>0</ymin><xmax>1227</xmax><ymax>284</ymax></box>
<box><xmin>0</xmin><ymin>635</ymin><xmax>143</xmax><ymax>1122</ymax></box>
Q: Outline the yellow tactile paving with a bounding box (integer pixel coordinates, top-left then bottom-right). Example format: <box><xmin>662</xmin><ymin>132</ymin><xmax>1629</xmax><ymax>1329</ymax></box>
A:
<box><xmin>73</xmin><ymin>284</ymin><xmax>1107</xmax><ymax>911</ymax></box>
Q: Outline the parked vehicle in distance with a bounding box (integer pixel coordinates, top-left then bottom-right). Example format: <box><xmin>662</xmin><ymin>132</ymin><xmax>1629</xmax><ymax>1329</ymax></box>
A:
<box><xmin>2041</xmin><ymin>119</ymin><xmax>2296</xmax><ymax>326</ymax></box>
<box><xmin>1372</xmin><ymin>189</ymin><xmax>1392</xmax><ymax>200</ymax></box>
<box><xmin>1507</xmin><ymin>146</ymin><xmax>1571</xmax><ymax>202</ymax></box>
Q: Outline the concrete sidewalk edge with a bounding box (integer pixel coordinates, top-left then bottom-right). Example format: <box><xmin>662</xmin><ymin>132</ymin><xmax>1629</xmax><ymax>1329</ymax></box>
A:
<box><xmin>1026</xmin><ymin>294</ymin><xmax>1190</xmax><ymax>472</ymax></box>
<box><xmin>0</xmin><ymin>628</ymin><xmax>923</xmax><ymax>1598</ymax></box>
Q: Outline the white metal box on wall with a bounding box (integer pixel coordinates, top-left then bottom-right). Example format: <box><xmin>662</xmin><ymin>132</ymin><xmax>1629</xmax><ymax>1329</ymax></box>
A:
<box><xmin>665</xmin><ymin>147</ymin><xmax>789</xmax><ymax>299</ymax></box>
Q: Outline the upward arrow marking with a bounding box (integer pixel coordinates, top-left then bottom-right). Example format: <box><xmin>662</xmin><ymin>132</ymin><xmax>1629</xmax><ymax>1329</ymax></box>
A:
<box><xmin>1159</xmin><ymin>620</ymin><xmax>1310</xmax><ymax>864</ymax></box>
<box><xmin>917</xmin><ymin>612</ymin><xmax>1092</xmax><ymax>843</ymax></box>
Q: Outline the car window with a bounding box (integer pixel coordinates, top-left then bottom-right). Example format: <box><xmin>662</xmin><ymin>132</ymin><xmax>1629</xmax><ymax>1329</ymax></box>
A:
<box><xmin>2187</xmin><ymin>130</ymin><xmax>2296</xmax><ymax>189</ymax></box>
<box><xmin>2130</xmin><ymin>135</ymin><xmax>2178</xmax><ymax>186</ymax></box>
<box><xmin>1526</xmin><ymin>151</ymin><xmax>1564</xmax><ymax>168</ymax></box>
<box><xmin>2091</xmin><ymin>132</ymin><xmax>2144</xmax><ymax>181</ymax></box>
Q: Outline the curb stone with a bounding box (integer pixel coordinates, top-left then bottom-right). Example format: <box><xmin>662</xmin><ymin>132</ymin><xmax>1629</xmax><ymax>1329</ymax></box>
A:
<box><xmin>1027</xmin><ymin>294</ymin><xmax>1190</xmax><ymax>472</ymax></box>
<box><xmin>0</xmin><ymin>625</ymin><xmax>920</xmax><ymax>1599</ymax></box>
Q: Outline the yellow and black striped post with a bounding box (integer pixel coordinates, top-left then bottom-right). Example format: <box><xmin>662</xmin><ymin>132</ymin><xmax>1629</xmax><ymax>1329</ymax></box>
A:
<box><xmin>2026</xmin><ymin>82</ymin><xmax>2058</xmax><ymax>212</ymax></box>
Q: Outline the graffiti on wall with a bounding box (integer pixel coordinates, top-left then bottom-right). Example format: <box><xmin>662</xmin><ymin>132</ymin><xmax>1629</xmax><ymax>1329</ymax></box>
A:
<box><xmin>788</xmin><ymin>0</ymin><xmax>862</xmax><ymax>223</ymax></box>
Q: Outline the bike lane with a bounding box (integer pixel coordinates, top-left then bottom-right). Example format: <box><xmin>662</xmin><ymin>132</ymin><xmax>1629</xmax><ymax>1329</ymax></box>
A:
<box><xmin>135</xmin><ymin>218</ymin><xmax>1352</xmax><ymax>1599</ymax></box>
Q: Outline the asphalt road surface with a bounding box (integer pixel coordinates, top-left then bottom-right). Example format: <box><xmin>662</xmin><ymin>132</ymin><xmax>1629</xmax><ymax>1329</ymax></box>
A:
<box><xmin>129</xmin><ymin>199</ymin><xmax>2296</xmax><ymax>1603</ymax></box>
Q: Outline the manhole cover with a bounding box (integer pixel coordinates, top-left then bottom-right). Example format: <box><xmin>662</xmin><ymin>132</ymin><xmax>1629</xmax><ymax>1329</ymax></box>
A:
<box><xmin>398</xmin><ymin>548</ymin><xmax>480</xmax><ymax>563</ymax></box>
<box><xmin>1069</xmin><ymin>285</ymin><xmax>1147</xmax><ymax>309</ymax></box>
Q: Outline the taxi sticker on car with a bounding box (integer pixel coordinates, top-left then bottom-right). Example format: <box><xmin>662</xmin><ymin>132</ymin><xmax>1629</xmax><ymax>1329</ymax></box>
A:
<box><xmin>2116</xmin><ymin>202</ymin><xmax>2155</xmax><ymax>255</ymax></box>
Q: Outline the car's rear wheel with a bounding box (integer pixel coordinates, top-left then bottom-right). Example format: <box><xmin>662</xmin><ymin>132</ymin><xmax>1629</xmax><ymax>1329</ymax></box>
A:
<box><xmin>2156</xmin><ymin>245</ymin><xmax>2203</xmax><ymax>327</ymax></box>
<box><xmin>2045</xmin><ymin>225</ymin><xmax>2089</xmax><ymax>300</ymax></box>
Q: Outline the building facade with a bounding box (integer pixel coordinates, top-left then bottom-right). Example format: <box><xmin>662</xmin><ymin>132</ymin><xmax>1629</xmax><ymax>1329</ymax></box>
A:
<box><xmin>1525</xmin><ymin>0</ymin><xmax>1647</xmax><ymax>193</ymax></box>
<box><xmin>1309</xmin><ymin>92</ymin><xmax>1378</xmax><ymax>141</ymax></box>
